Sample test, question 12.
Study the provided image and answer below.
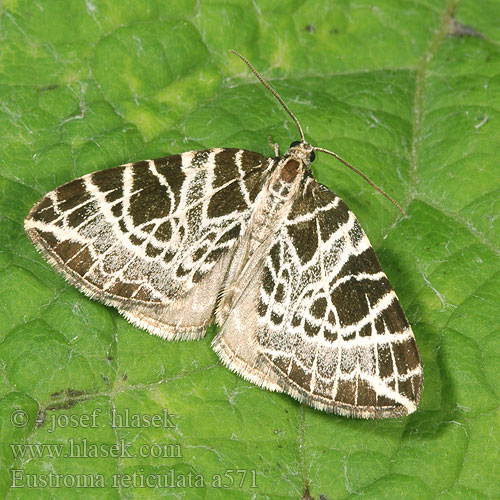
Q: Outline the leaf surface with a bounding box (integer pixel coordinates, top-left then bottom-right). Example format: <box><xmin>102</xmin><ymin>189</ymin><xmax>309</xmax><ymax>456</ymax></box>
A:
<box><xmin>0</xmin><ymin>0</ymin><xmax>499</xmax><ymax>498</ymax></box>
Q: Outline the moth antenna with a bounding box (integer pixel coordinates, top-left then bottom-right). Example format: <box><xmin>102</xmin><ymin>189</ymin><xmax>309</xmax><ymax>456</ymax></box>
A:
<box><xmin>229</xmin><ymin>50</ymin><xmax>406</xmax><ymax>217</ymax></box>
<box><xmin>313</xmin><ymin>147</ymin><xmax>407</xmax><ymax>217</ymax></box>
<box><xmin>229</xmin><ymin>49</ymin><xmax>305</xmax><ymax>142</ymax></box>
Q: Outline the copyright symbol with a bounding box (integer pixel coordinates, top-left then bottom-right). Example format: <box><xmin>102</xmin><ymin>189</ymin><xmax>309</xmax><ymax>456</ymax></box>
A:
<box><xmin>11</xmin><ymin>409</ymin><xmax>28</xmax><ymax>428</ymax></box>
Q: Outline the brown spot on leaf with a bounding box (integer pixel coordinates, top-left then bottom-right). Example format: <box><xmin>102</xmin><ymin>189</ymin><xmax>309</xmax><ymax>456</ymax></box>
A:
<box><xmin>35</xmin><ymin>409</ymin><xmax>46</xmax><ymax>428</ymax></box>
<box><xmin>302</xmin><ymin>484</ymin><xmax>314</xmax><ymax>500</ymax></box>
<box><xmin>449</xmin><ymin>19</ymin><xmax>485</xmax><ymax>38</ymax></box>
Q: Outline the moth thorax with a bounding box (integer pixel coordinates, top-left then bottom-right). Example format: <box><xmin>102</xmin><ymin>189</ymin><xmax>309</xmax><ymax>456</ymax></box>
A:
<box><xmin>281</xmin><ymin>158</ymin><xmax>301</xmax><ymax>182</ymax></box>
<box><xmin>269</xmin><ymin>158</ymin><xmax>303</xmax><ymax>198</ymax></box>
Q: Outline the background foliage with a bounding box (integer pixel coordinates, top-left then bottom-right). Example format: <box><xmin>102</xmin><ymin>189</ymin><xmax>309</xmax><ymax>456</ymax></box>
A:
<box><xmin>1</xmin><ymin>0</ymin><xmax>499</xmax><ymax>498</ymax></box>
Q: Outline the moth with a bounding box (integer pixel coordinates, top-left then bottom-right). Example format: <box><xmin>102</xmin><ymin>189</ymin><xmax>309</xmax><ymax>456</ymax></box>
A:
<box><xmin>25</xmin><ymin>50</ymin><xmax>422</xmax><ymax>418</ymax></box>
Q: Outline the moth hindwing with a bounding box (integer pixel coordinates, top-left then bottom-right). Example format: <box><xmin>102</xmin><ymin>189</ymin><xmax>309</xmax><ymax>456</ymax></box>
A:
<box><xmin>25</xmin><ymin>55</ymin><xmax>422</xmax><ymax>419</ymax></box>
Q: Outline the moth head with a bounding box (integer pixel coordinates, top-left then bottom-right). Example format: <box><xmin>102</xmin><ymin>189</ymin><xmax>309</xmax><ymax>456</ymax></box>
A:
<box><xmin>287</xmin><ymin>141</ymin><xmax>316</xmax><ymax>164</ymax></box>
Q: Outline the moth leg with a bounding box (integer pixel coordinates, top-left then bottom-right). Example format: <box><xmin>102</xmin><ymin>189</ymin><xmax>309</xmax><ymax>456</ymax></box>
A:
<box><xmin>268</xmin><ymin>134</ymin><xmax>280</xmax><ymax>157</ymax></box>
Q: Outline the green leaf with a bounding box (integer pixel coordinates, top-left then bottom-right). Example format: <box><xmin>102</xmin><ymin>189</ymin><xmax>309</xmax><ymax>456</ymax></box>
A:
<box><xmin>1</xmin><ymin>0</ymin><xmax>499</xmax><ymax>498</ymax></box>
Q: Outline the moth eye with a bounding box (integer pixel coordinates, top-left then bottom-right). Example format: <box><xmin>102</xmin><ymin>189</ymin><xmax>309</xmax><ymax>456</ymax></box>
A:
<box><xmin>310</xmin><ymin>151</ymin><xmax>316</xmax><ymax>162</ymax></box>
<box><xmin>289</xmin><ymin>140</ymin><xmax>301</xmax><ymax>148</ymax></box>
